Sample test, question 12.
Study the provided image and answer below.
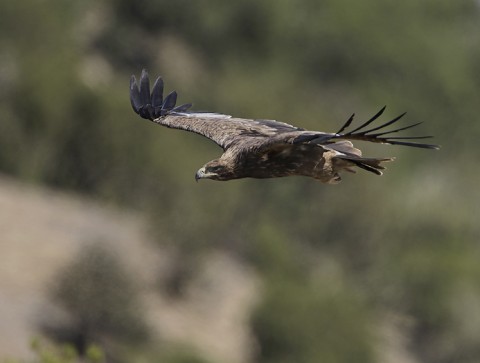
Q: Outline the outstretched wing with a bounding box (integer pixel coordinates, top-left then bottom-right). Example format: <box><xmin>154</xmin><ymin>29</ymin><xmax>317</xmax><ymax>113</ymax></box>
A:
<box><xmin>130</xmin><ymin>70</ymin><xmax>303</xmax><ymax>150</ymax></box>
<box><xmin>332</xmin><ymin>106</ymin><xmax>439</xmax><ymax>149</ymax></box>
<box><xmin>131</xmin><ymin>70</ymin><xmax>439</xmax><ymax>151</ymax></box>
<box><xmin>289</xmin><ymin>106</ymin><xmax>440</xmax><ymax>150</ymax></box>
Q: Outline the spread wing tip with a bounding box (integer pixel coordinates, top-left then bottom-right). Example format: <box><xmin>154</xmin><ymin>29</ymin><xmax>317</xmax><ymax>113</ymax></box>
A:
<box><xmin>130</xmin><ymin>69</ymin><xmax>193</xmax><ymax>120</ymax></box>
<box><xmin>336</xmin><ymin>107</ymin><xmax>440</xmax><ymax>150</ymax></box>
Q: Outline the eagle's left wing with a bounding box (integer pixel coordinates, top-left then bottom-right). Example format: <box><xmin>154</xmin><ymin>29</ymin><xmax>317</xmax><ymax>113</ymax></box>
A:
<box><xmin>130</xmin><ymin>70</ymin><xmax>303</xmax><ymax>150</ymax></box>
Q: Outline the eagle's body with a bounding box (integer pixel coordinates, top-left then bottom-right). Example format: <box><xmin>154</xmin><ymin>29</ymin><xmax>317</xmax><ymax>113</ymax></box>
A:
<box><xmin>130</xmin><ymin>70</ymin><xmax>438</xmax><ymax>183</ymax></box>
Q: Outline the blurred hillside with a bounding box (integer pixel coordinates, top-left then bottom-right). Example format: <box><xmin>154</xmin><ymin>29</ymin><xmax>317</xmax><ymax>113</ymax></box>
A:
<box><xmin>0</xmin><ymin>1</ymin><xmax>479</xmax><ymax>362</ymax></box>
<box><xmin>0</xmin><ymin>175</ymin><xmax>257</xmax><ymax>363</ymax></box>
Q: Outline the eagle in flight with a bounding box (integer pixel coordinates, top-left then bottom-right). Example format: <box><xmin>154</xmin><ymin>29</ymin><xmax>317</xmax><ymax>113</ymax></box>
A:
<box><xmin>130</xmin><ymin>70</ymin><xmax>438</xmax><ymax>183</ymax></box>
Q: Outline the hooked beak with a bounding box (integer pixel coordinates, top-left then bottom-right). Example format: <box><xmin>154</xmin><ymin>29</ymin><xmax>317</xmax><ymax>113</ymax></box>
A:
<box><xmin>195</xmin><ymin>167</ymin><xmax>218</xmax><ymax>182</ymax></box>
<box><xmin>195</xmin><ymin>167</ymin><xmax>206</xmax><ymax>182</ymax></box>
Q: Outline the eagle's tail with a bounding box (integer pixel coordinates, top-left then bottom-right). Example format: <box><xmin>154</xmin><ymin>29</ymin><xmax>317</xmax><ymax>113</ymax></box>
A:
<box><xmin>335</xmin><ymin>155</ymin><xmax>394</xmax><ymax>175</ymax></box>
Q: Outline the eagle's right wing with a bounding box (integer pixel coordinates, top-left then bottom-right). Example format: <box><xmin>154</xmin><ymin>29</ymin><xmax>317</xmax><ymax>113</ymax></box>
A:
<box><xmin>291</xmin><ymin>107</ymin><xmax>440</xmax><ymax>149</ymax></box>
<box><xmin>130</xmin><ymin>70</ymin><xmax>303</xmax><ymax>150</ymax></box>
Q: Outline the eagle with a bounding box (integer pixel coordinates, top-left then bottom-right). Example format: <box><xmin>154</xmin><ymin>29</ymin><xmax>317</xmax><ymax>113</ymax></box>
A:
<box><xmin>130</xmin><ymin>70</ymin><xmax>438</xmax><ymax>183</ymax></box>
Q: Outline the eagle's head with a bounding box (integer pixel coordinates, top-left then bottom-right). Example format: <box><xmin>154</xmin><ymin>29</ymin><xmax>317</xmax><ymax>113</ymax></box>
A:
<box><xmin>195</xmin><ymin>160</ymin><xmax>234</xmax><ymax>181</ymax></box>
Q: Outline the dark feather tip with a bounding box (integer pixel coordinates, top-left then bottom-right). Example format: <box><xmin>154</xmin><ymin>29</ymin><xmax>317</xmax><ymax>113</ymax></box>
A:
<box><xmin>335</xmin><ymin>106</ymin><xmax>440</xmax><ymax>150</ymax></box>
<box><xmin>130</xmin><ymin>70</ymin><xmax>193</xmax><ymax>120</ymax></box>
<box><xmin>172</xmin><ymin>103</ymin><xmax>193</xmax><ymax>113</ymax></box>
<box><xmin>162</xmin><ymin>90</ymin><xmax>178</xmax><ymax>112</ymax></box>
<box><xmin>129</xmin><ymin>75</ymin><xmax>142</xmax><ymax>114</ymax></box>
<box><xmin>151</xmin><ymin>76</ymin><xmax>164</xmax><ymax>108</ymax></box>
<box><xmin>139</xmin><ymin>69</ymin><xmax>151</xmax><ymax>106</ymax></box>
<box><xmin>336</xmin><ymin>113</ymin><xmax>355</xmax><ymax>134</ymax></box>
<box><xmin>347</xmin><ymin>106</ymin><xmax>387</xmax><ymax>135</ymax></box>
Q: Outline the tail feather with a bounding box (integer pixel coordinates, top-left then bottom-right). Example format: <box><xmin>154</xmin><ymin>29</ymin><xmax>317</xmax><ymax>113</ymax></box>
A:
<box><xmin>336</xmin><ymin>155</ymin><xmax>394</xmax><ymax>175</ymax></box>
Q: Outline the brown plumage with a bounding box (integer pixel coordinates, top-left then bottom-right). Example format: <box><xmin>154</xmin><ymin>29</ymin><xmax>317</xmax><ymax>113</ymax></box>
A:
<box><xmin>130</xmin><ymin>70</ymin><xmax>439</xmax><ymax>183</ymax></box>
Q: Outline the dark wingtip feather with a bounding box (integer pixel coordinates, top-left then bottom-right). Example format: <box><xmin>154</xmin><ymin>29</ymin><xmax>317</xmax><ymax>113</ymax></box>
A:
<box><xmin>361</xmin><ymin>112</ymin><xmax>407</xmax><ymax>135</ymax></box>
<box><xmin>162</xmin><ymin>90</ymin><xmax>178</xmax><ymax>111</ymax></box>
<box><xmin>388</xmin><ymin>140</ymin><xmax>440</xmax><ymax>149</ymax></box>
<box><xmin>139</xmin><ymin>69</ymin><xmax>151</xmax><ymax>106</ymax></box>
<box><xmin>336</xmin><ymin>113</ymin><xmax>355</xmax><ymax>134</ymax></box>
<box><xmin>172</xmin><ymin>103</ymin><xmax>193</xmax><ymax>113</ymax></box>
<box><xmin>130</xmin><ymin>74</ymin><xmax>138</xmax><ymax>90</ymax></box>
<box><xmin>335</xmin><ymin>106</ymin><xmax>440</xmax><ymax>150</ymax></box>
<box><xmin>347</xmin><ymin>106</ymin><xmax>387</xmax><ymax>134</ymax></box>
<box><xmin>130</xmin><ymin>75</ymin><xmax>142</xmax><ymax>114</ymax></box>
<box><xmin>130</xmin><ymin>69</ymin><xmax>194</xmax><ymax>120</ymax></box>
<box><xmin>368</xmin><ymin>121</ymin><xmax>421</xmax><ymax>137</ymax></box>
<box><xmin>151</xmin><ymin>76</ymin><xmax>164</xmax><ymax>108</ymax></box>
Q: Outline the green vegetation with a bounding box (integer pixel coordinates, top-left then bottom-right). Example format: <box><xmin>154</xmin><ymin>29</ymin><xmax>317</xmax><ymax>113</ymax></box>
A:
<box><xmin>1</xmin><ymin>0</ymin><xmax>479</xmax><ymax>362</ymax></box>
<box><xmin>4</xmin><ymin>338</ymin><xmax>105</xmax><ymax>363</ymax></box>
<box><xmin>48</xmin><ymin>244</ymin><xmax>149</xmax><ymax>355</ymax></box>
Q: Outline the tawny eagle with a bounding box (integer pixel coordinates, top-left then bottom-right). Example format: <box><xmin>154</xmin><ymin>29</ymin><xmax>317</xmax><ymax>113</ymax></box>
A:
<box><xmin>130</xmin><ymin>70</ymin><xmax>438</xmax><ymax>183</ymax></box>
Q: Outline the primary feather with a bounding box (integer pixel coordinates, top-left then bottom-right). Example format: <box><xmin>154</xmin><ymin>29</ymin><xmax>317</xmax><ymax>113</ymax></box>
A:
<box><xmin>130</xmin><ymin>70</ymin><xmax>439</xmax><ymax>183</ymax></box>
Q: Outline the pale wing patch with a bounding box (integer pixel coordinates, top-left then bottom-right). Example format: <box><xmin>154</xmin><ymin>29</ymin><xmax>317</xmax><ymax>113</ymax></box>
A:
<box><xmin>174</xmin><ymin>112</ymin><xmax>232</xmax><ymax>119</ymax></box>
<box><xmin>325</xmin><ymin>140</ymin><xmax>362</xmax><ymax>156</ymax></box>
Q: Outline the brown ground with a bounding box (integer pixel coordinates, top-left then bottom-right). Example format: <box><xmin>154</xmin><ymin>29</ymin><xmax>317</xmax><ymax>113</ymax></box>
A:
<box><xmin>0</xmin><ymin>175</ymin><xmax>259</xmax><ymax>363</ymax></box>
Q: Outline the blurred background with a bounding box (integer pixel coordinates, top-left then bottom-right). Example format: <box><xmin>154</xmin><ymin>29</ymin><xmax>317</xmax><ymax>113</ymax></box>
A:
<box><xmin>0</xmin><ymin>0</ymin><xmax>479</xmax><ymax>362</ymax></box>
